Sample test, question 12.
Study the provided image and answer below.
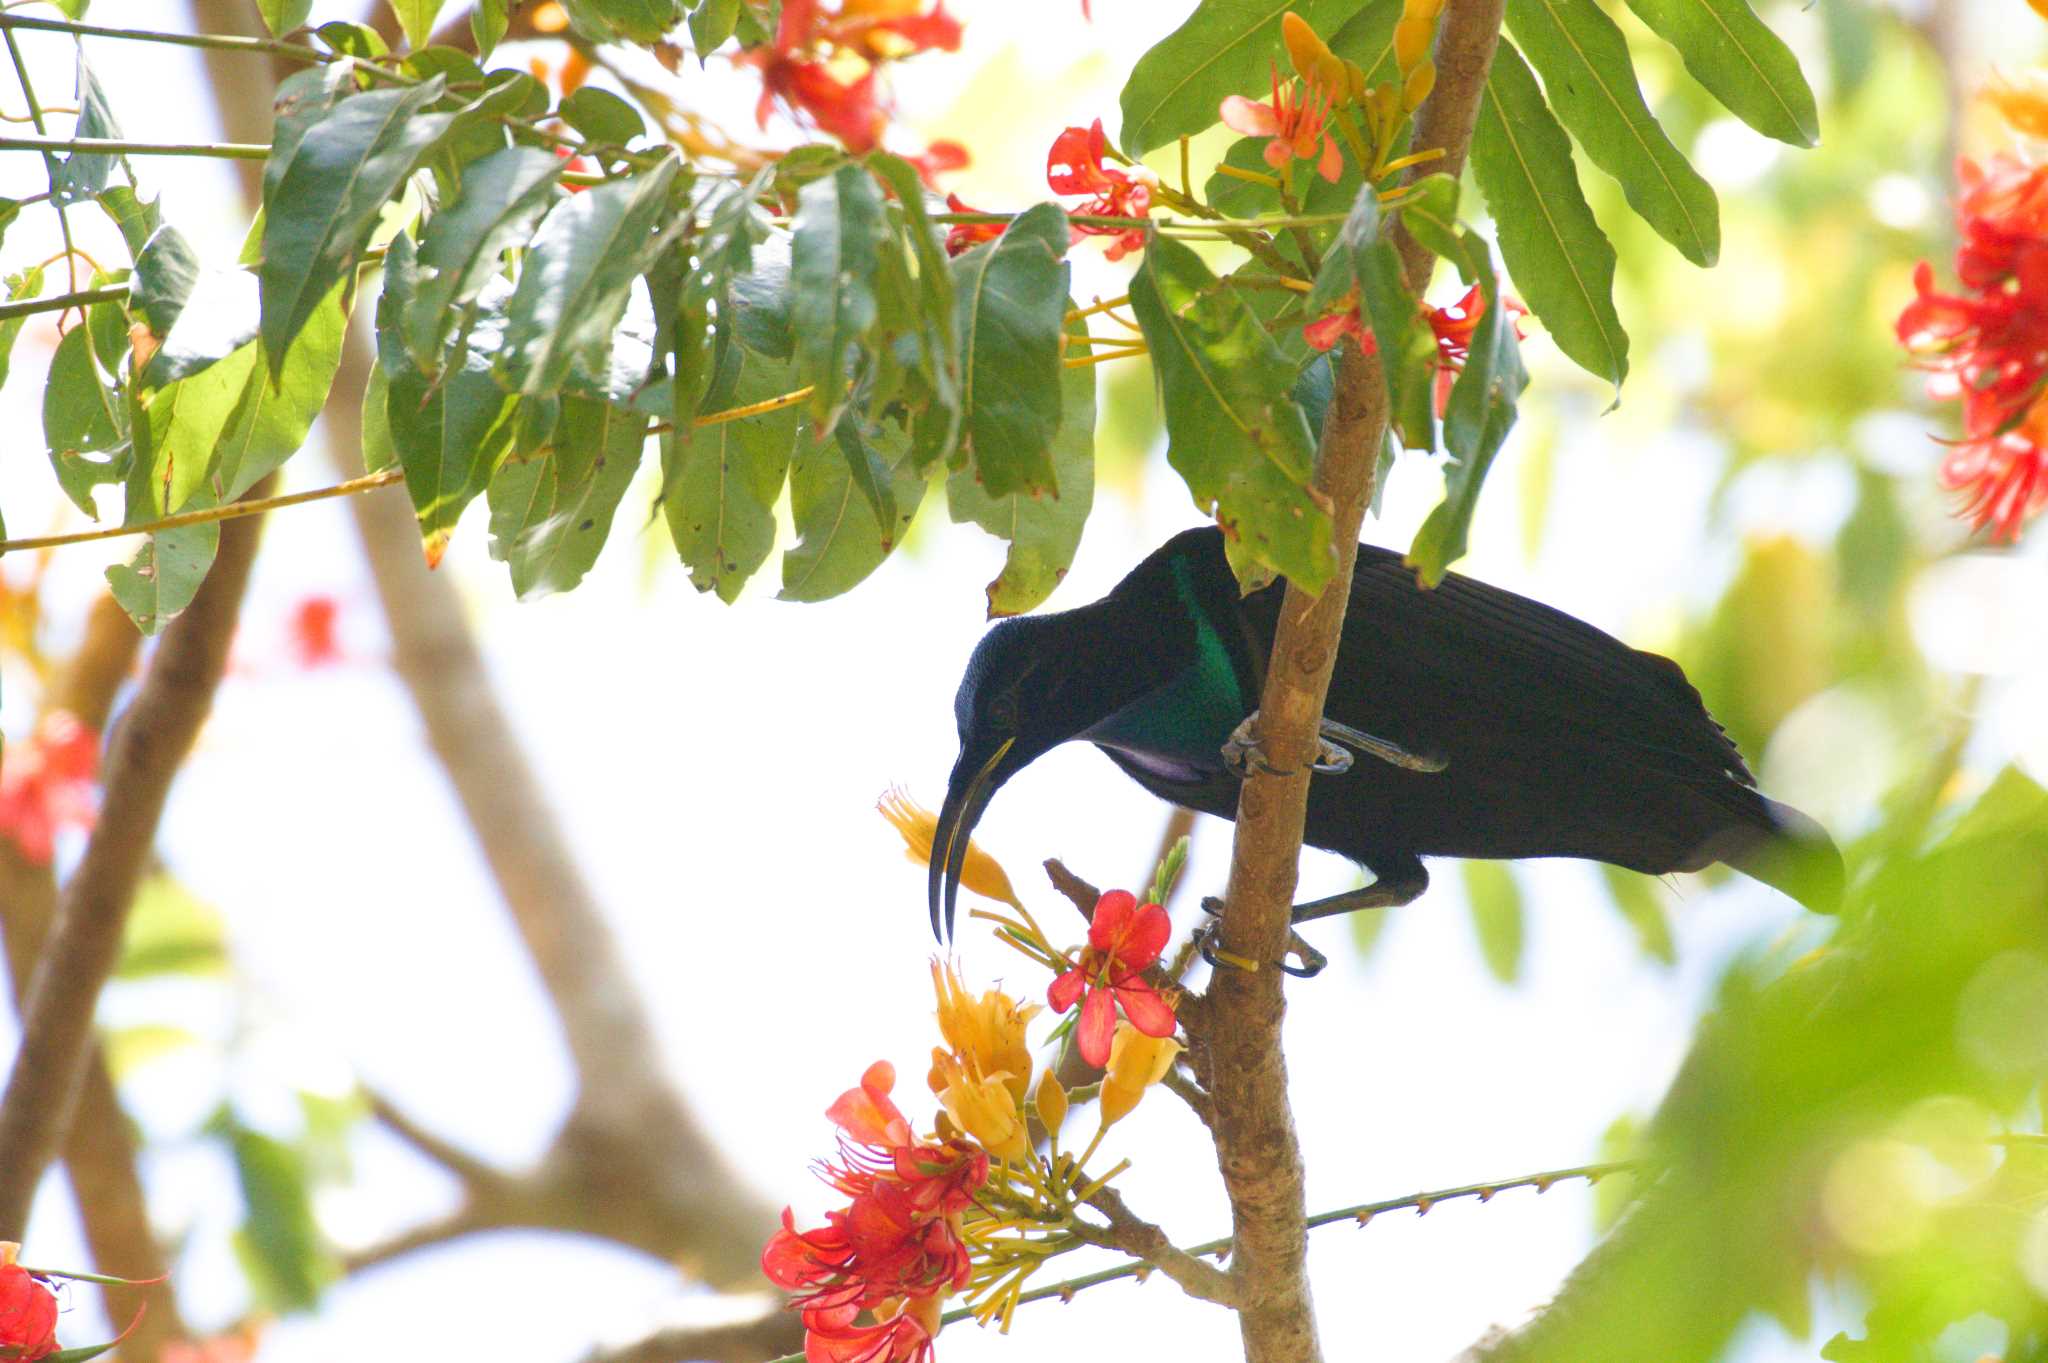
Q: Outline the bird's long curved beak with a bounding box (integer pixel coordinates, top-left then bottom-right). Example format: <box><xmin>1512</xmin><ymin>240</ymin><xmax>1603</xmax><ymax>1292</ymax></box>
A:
<box><xmin>929</xmin><ymin>736</ymin><xmax>1014</xmax><ymax>943</ymax></box>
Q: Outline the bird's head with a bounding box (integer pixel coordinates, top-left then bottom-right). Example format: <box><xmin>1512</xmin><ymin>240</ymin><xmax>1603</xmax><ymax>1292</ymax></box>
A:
<box><xmin>930</xmin><ymin>613</ymin><xmax>1119</xmax><ymax>942</ymax></box>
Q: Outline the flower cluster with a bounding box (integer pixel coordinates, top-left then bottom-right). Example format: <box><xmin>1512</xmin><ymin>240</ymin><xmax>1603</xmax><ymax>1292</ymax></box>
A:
<box><xmin>944</xmin><ymin>119</ymin><xmax>1160</xmax><ymax>260</ymax></box>
<box><xmin>1897</xmin><ymin>152</ymin><xmax>2048</xmax><ymax>541</ymax></box>
<box><xmin>1303</xmin><ymin>281</ymin><xmax>1526</xmax><ymax>415</ymax></box>
<box><xmin>0</xmin><ymin>711</ymin><xmax>99</xmax><ymax>866</ymax></box>
<box><xmin>763</xmin><ymin>1060</ymin><xmax>988</xmax><ymax>1363</ymax></box>
<box><xmin>742</xmin><ymin>0</ymin><xmax>963</xmax><ymax>160</ymax></box>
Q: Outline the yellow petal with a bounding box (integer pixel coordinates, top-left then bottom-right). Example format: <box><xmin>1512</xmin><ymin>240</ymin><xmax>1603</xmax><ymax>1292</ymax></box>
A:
<box><xmin>1282</xmin><ymin>11</ymin><xmax>1335</xmax><ymax>86</ymax></box>
<box><xmin>933</xmin><ymin>1051</ymin><xmax>1031</xmax><ymax>1163</ymax></box>
<box><xmin>878</xmin><ymin>787</ymin><xmax>1021</xmax><ymax>908</ymax></box>
<box><xmin>1035</xmin><ymin>1069</ymin><xmax>1069</xmax><ymax>1140</ymax></box>
<box><xmin>1099</xmin><ymin>1023</ymin><xmax>1183</xmax><ymax>1129</ymax></box>
<box><xmin>1394</xmin><ymin>15</ymin><xmax>1434</xmax><ymax>74</ymax></box>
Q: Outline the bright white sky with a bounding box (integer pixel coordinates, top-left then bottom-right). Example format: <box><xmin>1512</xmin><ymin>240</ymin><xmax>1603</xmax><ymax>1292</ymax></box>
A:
<box><xmin>0</xmin><ymin>3</ymin><xmax>2045</xmax><ymax>1362</ymax></box>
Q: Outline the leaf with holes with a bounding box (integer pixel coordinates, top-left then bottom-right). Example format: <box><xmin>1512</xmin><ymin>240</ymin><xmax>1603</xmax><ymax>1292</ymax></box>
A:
<box><xmin>487</xmin><ymin>396</ymin><xmax>646</xmax><ymax>598</ymax></box>
<box><xmin>664</xmin><ymin>346</ymin><xmax>802</xmax><ymax>603</ymax></box>
<box><xmin>1470</xmin><ymin>37</ymin><xmax>1628</xmax><ymax>389</ymax></box>
<box><xmin>1129</xmin><ymin>234</ymin><xmax>1331</xmax><ymax>592</ymax></box>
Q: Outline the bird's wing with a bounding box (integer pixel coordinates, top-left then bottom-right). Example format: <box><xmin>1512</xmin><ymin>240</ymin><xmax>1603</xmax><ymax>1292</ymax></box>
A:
<box><xmin>1328</xmin><ymin>545</ymin><xmax>1755</xmax><ymax>786</ymax></box>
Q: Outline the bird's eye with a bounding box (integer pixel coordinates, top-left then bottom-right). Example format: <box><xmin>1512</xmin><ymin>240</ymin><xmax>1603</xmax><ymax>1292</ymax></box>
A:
<box><xmin>989</xmin><ymin>692</ymin><xmax>1019</xmax><ymax>729</ymax></box>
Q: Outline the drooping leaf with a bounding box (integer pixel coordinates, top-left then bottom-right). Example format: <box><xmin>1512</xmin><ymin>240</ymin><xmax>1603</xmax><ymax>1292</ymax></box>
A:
<box><xmin>779</xmin><ymin>418</ymin><xmax>930</xmax><ymax>602</ymax></box>
<box><xmin>1624</xmin><ymin>0</ymin><xmax>1818</xmax><ymax>148</ymax></box>
<box><xmin>118</xmin><ymin>874</ymin><xmax>230</xmax><ymax>979</ymax></box>
<box><xmin>1119</xmin><ymin>0</ymin><xmax>1374</xmax><ymax>156</ymax></box>
<box><xmin>865</xmin><ymin>151</ymin><xmax>961</xmax><ymax>467</ymax></box>
<box><xmin>471</xmin><ymin>0</ymin><xmax>510</xmax><ymax>55</ymax></box>
<box><xmin>43</xmin><ymin>323</ymin><xmax>124</xmax><ymax>476</ymax></box>
<box><xmin>217</xmin><ymin>1114</ymin><xmax>334</xmax><ymax>1312</ymax></box>
<box><xmin>1306</xmin><ymin>184</ymin><xmax>1434</xmax><ymax>450</ymax></box>
<box><xmin>91</xmin><ymin>186</ymin><xmax>160</xmax><ymax>258</ymax></box>
<box><xmin>670</xmin><ymin>167</ymin><xmax>773</xmax><ymax>429</ymax></box>
<box><xmin>947</xmin><ymin>307</ymin><xmax>1097</xmax><ymax>617</ymax></box>
<box><xmin>51</xmin><ymin>55</ymin><xmax>121</xmax><ymax>200</ymax></box>
<box><xmin>1128</xmin><ymin>233</ymin><xmax>1332</xmax><ymax>592</ymax></box>
<box><xmin>256</xmin><ymin>0</ymin><xmax>314</xmax><ymax>34</ymax></box>
<box><xmin>1469</xmin><ymin>37</ymin><xmax>1628</xmax><ymax>389</ymax></box>
<box><xmin>405</xmin><ymin>145</ymin><xmax>564</xmax><ymax>370</ymax></box>
<box><xmin>105</xmin><ymin>519</ymin><xmax>218</xmax><ymax>636</ymax></box>
<box><xmin>949</xmin><ymin>202</ymin><xmax>1069</xmax><ymax>498</ymax></box>
<box><xmin>486</xmin><ymin>396</ymin><xmax>646</xmax><ymax>598</ymax></box>
<box><xmin>259</xmin><ymin>71</ymin><xmax>453</xmax><ymax>375</ymax></box>
<box><xmin>664</xmin><ymin>347</ymin><xmax>802</xmax><ymax>602</ymax></box>
<box><xmin>1505</xmin><ymin>0</ymin><xmax>1719</xmax><ymax>266</ymax></box>
<box><xmin>0</xmin><ymin>265</ymin><xmax>46</xmax><ymax>393</ymax></box>
<box><xmin>789</xmin><ymin>162</ymin><xmax>888</xmax><ymax>428</ymax></box>
<box><xmin>129</xmin><ymin>225</ymin><xmax>201</xmax><ymax>337</ymax></box>
<box><xmin>390</xmin><ymin>0</ymin><xmax>447</xmax><ymax>50</ymax></box>
<box><xmin>134</xmin><ymin>345</ymin><xmax>260</xmax><ymax>518</ymax></box>
<box><xmin>497</xmin><ymin>155</ymin><xmax>682</xmax><ymax>396</ymax></box>
<box><xmin>688</xmin><ymin>0</ymin><xmax>742</xmax><ymax>56</ymax></box>
<box><xmin>1407</xmin><ymin>232</ymin><xmax>1528</xmax><ymax>585</ymax></box>
<box><xmin>1463</xmin><ymin>860</ymin><xmax>1525</xmax><ymax>984</ymax></box>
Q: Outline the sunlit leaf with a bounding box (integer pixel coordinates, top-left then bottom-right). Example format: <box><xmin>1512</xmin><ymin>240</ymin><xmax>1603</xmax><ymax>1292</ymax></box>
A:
<box><xmin>790</xmin><ymin>162</ymin><xmax>888</xmax><ymax>429</ymax></box>
<box><xmin>779</xmin><ymin>417</ymin><xmax>930</xmax><ymax>602</ymax></box>
<box><xmin>949</xmin><ymin>202</ymin><xmax>1068</xmax><ymax>498</ymax></box>
<box><xmin>486</xmin><ymin>396</ymin><xmax>647</xmax><ymax>598</ymax></box>
<box><xmin>406</xmin><ymin>145</ymin><xmax>564</xmax><ymax>372</ymax></box>
<box><xmin>1463</xmin><ymin>861</ymin><xmax>1525</xmax><ymax>983</ymax></box>
<box><xmin>664</xmin><ymin>347</ymin><xmax>801</xmax><ymax>603</ymax></box>
<box><xmin>1624</xmin><ymin>0</ymin><xmax>1818</xmax><ymax>148</ymax></box>
<box><xmin>390</xmin><ymin>0</ymin><xmax>447</xmax><ymax>49</ymax></box>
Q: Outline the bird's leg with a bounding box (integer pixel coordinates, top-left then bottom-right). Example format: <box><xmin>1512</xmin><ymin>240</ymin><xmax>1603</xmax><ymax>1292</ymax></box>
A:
<box><xmin>1195</xmin><ymin>863</ymin><xmax>1428</xmax><ymax>979</ymax></box>
<box><xmin>1221</xmin><ymin>711</ymin><xmax>1445</xmax><ymax>780</ymax></box>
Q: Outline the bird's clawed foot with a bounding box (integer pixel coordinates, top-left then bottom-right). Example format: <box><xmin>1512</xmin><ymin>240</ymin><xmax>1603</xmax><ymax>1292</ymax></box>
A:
<box><xmin>1221</xmin><ymin>713</ymin><xmax>1448</xmax><ymax>781</ymax></box>
<box><xmin>1194</xmin><ymin>864</ymin><xmax>1430</xmax><ymax>979</ymax></box>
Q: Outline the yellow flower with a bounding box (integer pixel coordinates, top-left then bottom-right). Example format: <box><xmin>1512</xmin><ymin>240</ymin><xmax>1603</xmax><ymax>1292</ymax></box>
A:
<box><xmin>931</xmin><ymin>962</ymin><xmax>1038</xmax><ymax>1104</ymax></box>
<box><xmin>1099</xmin><ymin>1022</ymin><xmax>1183</xmax><ymax>1129</ymax></box>
<box><xmin>878</xmin><ymin>788</ymin><xmax>1022</xmax><ymax>909</ymax></box>
<box><xmin>929</xmin><ymin>1048</ymin><xmax>1031</xmax><ymax>1163</ymax></box>
<box><xmin>1035</xmin><ymin>1069</ymin><xmax>1069</xmax><ymax>1141</ymax></box>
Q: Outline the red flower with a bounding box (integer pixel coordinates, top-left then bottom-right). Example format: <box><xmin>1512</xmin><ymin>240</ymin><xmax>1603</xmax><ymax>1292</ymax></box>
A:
<box><xmin>1046</xmin><ymin>120</ymin><xmax>1153</xmax><ymax>261</ymax></box>
<box><xmin>751</xmin><ymin>56</ymin><xmax>887</xmax><ymax>153</ymax></box>
<box><xmin>0</xmin><ymin>712</ymin><xmax>99</xmax><ymax>866</ymax></box>
<box><xmin>1047</xmin><ymin>890</ymin><xmax>1175</xmax><ymax>1068</ymax></box>
<box><xmin>905</xmin><ymin>140</ymin><xmax>968</xmax><ymax>189</ymax></box>
<box><xmin>287</xmin><ymin>594</ymin><xmax>344</xmax><ymax>669</ymax></box>
<box><xmin>762</xmin><ymin>1061</ymin><xmax>985</xmax><ymax>1342</ymax></box>
<box><xmin>1898</xmin><ymin>156</ymin><xmax>2048</xmax><ymax>541</ymax></box>
<box><xmin>941</xmin><ymin>193</ymin><xmax>1004</xmax><ymax>256</ymax></box>
<box><xmin>1422</xmin><ymin>282</ymin><xmax>1527</xmax><ymax>414</ymax></box>
<box><xmin>1302</xmin><ymin>292</ymin><xmax>1377</xmax><ymax>355</ymax></box>
<box><xmin>0</xmin><ymin>1263</ymin><xmax>57</xmax><ymax>1363</ymax></box>
<box><xmin>1219</xmin><ymin>63</ymin><xmax>1343</xmax><ymax>185</ymax></box>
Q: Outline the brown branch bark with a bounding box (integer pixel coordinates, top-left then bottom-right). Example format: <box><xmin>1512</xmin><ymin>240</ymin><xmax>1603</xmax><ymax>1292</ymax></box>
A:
<box><xmin>0</xmin><ymin>594</ymin><xmax>187</xmax><ymax>1357</ymax></box>
<box><xmin>1193</xmin><ymin>5</ymin><xmax>1504</xmax><ymax>1360</ymax></box>
<box><xmin>1077</xmin><ymin>1186</ymin><xmax>1239</xmax><ymax>1309</ymax></box>
<box><xmin>0</xmin><ymin>481</ymin><xmax>273</xmax><ymax>1236</ymax></box>
<box><xmin>193</xmin><ymin>0</ymin><xmax>780</xmax><ymax>1291</ymax></box>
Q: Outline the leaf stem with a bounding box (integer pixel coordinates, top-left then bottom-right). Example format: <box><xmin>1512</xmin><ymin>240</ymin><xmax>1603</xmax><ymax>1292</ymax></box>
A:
<box><xmin>0</xmin><ymin>469</ymin><xmax>405</xmax><ymax>555</ymax></box>
<box><xmin>0</xmin><ymin>133</ymin><xmax>268</xmax><ymax>159</ymax></box>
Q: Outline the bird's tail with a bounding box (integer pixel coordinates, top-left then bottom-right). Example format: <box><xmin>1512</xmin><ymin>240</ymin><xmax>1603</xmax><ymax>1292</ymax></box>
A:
<box><xmin>1730</xmin><ymin>798</ymin><xmax>1844</xmax><ymax>914</ymax></box>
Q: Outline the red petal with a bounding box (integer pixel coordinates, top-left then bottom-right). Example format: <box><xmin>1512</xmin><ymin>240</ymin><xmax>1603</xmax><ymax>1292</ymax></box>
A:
<box><xmin>1124</xmin><ymin>901</ymin><xmax>1170</xmax><ymax>969</ymax></box>
<box><xmin>1048</xmin><ymin>968</ymin><xmax>1085</xmax><ymax>1013</ymax></box>
<box><xmin>1116</xmin><ymin>979</ymin><xmax>1178</xmax><ymax>1037</ymax></box>
<box><xmin>827</xmin><ymin>1062</ymin><xmax>911</xmax><ymax>1147</ymax></box>
<box><xmin>1087</xmin><ymin>889</ymin><xmax>1137</xmax><ymax>950</ymax></box>
<box><xmin>1078</xmin><ymin>987</ymin><xmax>1115</xmax><ymax>1068</ymax></box>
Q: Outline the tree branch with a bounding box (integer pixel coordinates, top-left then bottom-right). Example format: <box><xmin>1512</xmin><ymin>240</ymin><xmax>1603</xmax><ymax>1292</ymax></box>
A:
<box><xmin>582</xmin><ymin>1309</ymin><xmax>802</xmax><ymax>1363</ymax></box>
<box><xmin>0</xmin><ymin>482</ymin><xmax>273</xmax><ymax>1235</ymax></box>
<box><xmin>1194</xmin><ymin>5</ymin><xmax>1505</xmax><ymax>1359</ymax></box>
<box><xmin>1077</xmin><ymin>1186</ymin><xmax>1239</xmax><ymax>1308</ymax></box>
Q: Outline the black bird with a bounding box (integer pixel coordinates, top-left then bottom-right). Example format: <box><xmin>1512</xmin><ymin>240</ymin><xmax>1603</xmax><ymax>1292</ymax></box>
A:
<box><xmin>930</xmin><ymin>526</ymin><xmax>1841</xmax><ymax>949</ymax></box>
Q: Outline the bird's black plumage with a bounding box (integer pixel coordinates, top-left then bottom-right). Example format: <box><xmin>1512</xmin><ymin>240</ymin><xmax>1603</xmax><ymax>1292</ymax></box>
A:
<box><xmin>930</xmin><ymin>526</ymin><xmax>1841</xmax><ymax>939</ymax></box>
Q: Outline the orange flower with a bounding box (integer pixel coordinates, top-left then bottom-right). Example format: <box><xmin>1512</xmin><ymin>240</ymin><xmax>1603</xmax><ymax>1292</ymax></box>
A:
<box><xmin>1045</xmin><ymin>120</ymin><xmax>1154</xmax><ymax>261</ymax></box>
<box><xmin>1219</xmin><ymin>63</ymin><xmax>1343</xmax><ymax>184</ymax></box>
<box><xmin>1046</xmin><ymin>890</ymin><xmax>1175</xmax><ymax>1068</ymax></box>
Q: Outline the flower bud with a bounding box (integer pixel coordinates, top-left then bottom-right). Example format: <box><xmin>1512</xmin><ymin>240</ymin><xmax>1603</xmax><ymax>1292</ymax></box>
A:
<box><xmin>1099</xmin><ymin>1023</ymin><xmax>1183</xmax><ymax>1129</ymax></box>
<box><xmin>1035</xmin><ymin>1069</ymin><xmax>1069</xmax><ymax>1139</ymax></box>
<box><xmin>1394</xmin><ymin>15</ymin><xmax>1434</xmax><ymax>74</ymax></box>
<box><xmin>1404</xmin><ymin>60</ymin><xmax>1436</xmax><ymax>112</ymax></box>
<box><xmin>932</xmin><ymin>962</ymin><xmax>1039</xmax><ymax>1104</ymax></box>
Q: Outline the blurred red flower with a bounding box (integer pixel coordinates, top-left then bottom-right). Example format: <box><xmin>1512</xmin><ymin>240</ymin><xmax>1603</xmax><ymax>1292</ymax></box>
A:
<box><xmin>0</xmin><ymin>1261</ymin><xmax>57</xmax><ymax>1362</ymax></box>
<box><xmin>1898</xmin><ymin>155</ymin><xmax>2048</xmax><ymax>541</ymax></box>
<box><xmin>1046</xmin><ymin>890</ymin><xmax>1175</xmax><ymax>1068</ymax></box>
<box><xmin>0</xmin><ymin>711</ymin><xmax>99</xmax><ymax>866</ymax></box>
<box><xmin>1046</xmin><ymin>120</ymin><xmax>1153</xmax><ymax>261</ymax></box>
<box><xmin>287</xmin><ymin>594</ymin><xmax>344</xmax><ymax>669</ymax></box>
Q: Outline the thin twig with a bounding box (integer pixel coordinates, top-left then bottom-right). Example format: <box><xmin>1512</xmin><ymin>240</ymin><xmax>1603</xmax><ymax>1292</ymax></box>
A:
<box><xmin>0</xmin><ymin>133</ymin><xmax>268</xmax><ymax>159</ymax></box>
<box><xmin>0</xmin><ymin>470</ymin><xmax>404</xmax><ymax>553</ymax></box>
<box><xmin>0</xmin><ymin>13</ymin><xmax>323</xmax><ymax>63</ymax></box>
<box><xmin>0</xmin><ymin>280</ymin><xmax>128</xmax><ymax>321</ymax></box>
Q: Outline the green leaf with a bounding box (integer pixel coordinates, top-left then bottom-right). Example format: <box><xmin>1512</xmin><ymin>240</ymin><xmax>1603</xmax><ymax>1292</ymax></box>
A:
<box><xmin>557</xmin><ymin>0</ymin><xmax>685</xmax><ymax>43</ymax></box>
<box><xmin>92</xmin><ymin>186</ymin><xmax>160</xmax><ymax>258</ymax></box>
<box><xmin>379</xmin><ymin>237</ymin><xmax>517</xmax><ymax>562</ymax></box>
<box><xmin>129</xmin><ymin>225</ymin><xmax>200</xmax><ymax>336</ymax></box>
<box><xmin>0</xmin><ymin>264</ymin><xmax>46</xmax><ymax>393</ymax></box>
<box><xmin>257</xmin><ymin>0</ymin><xmax>314</xmax><ymax>34</ymax></box>
<box><xmin>486</xmin><ymin>396</ymin><xmax>646</xmax><ymax>598</ymax></box>
<box><xmin>137</xmin><ymin>269</ymin><xmax>260</xmax><ymax>389</ymax></box>
<box><xmin>1469</xmin><ymin>37</ymin><xmax>1628</xmax><ymax>389</ymax></box>
<box><xmin>134</xmin><ymin>346</ymin><xmax>260</xmax><ymax>517</ymax></box>
<box><xmin>119</xmin><ymin>874</ymin><xmax>230</xmax><ymax>979</ymax></box>
<box><xmin>779</xmin><ymin>418</ymin><xmax>930</xmax><ymax>602</ymax></box>
<box><xmin>1623</xmin><ymin>0</ymin><xmax>1817</xmax><ymax>148</ymax></box>
<box><xmin>789</xmin><ymin>162</ymin><xmax>888</xmax><ymax>428</ymax></box>
<box><xmin>259</xmin><ymin>71</ymin><xmax>453</xmax><ymax>376</ymax></box>
<box><xmin>866</xmin><ymin>151</ymin><xmax>962</xmax><ymax>467</ymax></box>
<box><xmin>663</xmin><ymin>347</ymin><xmax>801</xmax><ymax>602</ymax></box>
<box><xmin>1463</xmin><ymin>860</ymin><xmax>1524</xmax><ymax>984</ymax></box>
<box><xmin>1306</xmin><ymin>184</ymin><xmax>1434</xmax><ymax>449</ymax></box>
<box><xmin>670</xmin><ymin>167</ymin><xmax>773</xmax><ymax>428</ymax></box>
<box><xmin>51</xmin><ymin>56</ymin><xmax>120</xmax><ymax>200</ymax></box>
<box><xmin>949</xmin><ymin>203</ymin><xmax>1067</xmax><ymax>497</ymax></box>
<box><xmin>106</xmin><ymin>519</ymin><xmax>218</xmax><ymax>637</ymax></box>
<box><xmin>1127</xmin><ymin>234</ymin><xmax>1332</xmax><ymax>592</ymax></box>
<box><xmin>214</xmin><ymin>278</ymin><xmax>351</xmax><ymax>501</ymax></box>
<box><xmin>406</xmin><ymin>146</ymin><xmax>564</xmax><ymax>371</ymax></box>
<box><xmin>313</xmin><ymin>21</ymin><xmax>388</xmax><ymax>61</ymax></box>
<box><xmin>472</xmin><ymin>0</ymin><xmax>510</xmax><ymax>55</ymax></box>
<box><xmin>1505</xmin><ymin>0</ymin><xmax>1719</xmax><ymax>266</ymax></box>
<box><xmin>44</xmin><ymin>323</ymin><xmax>124</xmax><ymax>478</ymax></box>
<box><xmin>218</xmin><ymin>1115</ymin><xmax>334</xmax><ymax>1312</ymax></box>
<box><xmin>497</xmin><ymin>155</ymin><xmax>682</xmax><ymax>396</ymax></box>
<box><xmin>1407</xmin><ymin>233</ymin><xmax>1527</xmax><ymax>585</ymax></box>
<box><xmin>947</xmin><ymin>308</ymin><xmax>1097</xmax><ymax>617</ymax></box>
<box><xmin>1601</xmin><ymin>865</ymin><xmax>1676</xmax><ymax>966</ymax></box>
<box><xmin>560</xmin><ymin>86</ymin><xmax>646</xmax><ymax>146</ymax></box>
<box><xmin>1119</xmin><ymin>0</ymin><xmax>1374</xmax><ymax>156</ymax></box>
<box><xmin>689</xmin><ymin>0</ymin><xmax>742</xmax><ymax>55</ymax></box>
<box><xmin>391</xmin><ymin>0</ymin><xmax>447</xmax><ymax>49</ymax></box>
